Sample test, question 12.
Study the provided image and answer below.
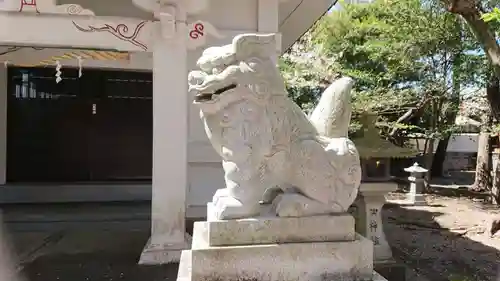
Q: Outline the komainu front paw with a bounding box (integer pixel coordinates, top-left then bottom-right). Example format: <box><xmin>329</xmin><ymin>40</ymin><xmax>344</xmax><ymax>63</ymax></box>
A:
<box><xmin>211</xmin><ymin>188</ymin><xmax>261</xmax><ymax>220</ymax></box>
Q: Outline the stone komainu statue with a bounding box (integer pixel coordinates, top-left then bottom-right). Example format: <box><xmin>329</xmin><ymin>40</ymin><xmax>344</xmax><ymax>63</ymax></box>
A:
<box><xmin>188</xmin><ymin>33</ymin><xmax>361</xmax><ymax>220</ymax></box>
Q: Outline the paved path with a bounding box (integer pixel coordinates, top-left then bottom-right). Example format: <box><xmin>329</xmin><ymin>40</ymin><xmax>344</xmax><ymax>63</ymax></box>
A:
<box><xmin>2</xmin><ymin>202</ymin><xmax>426</xmax><ymax>281</ymax></box>
<box><xmin>1</xmin><ymin>202</ymin><xmax>180</xmax><ymax>281</ymax></box>
<box><xmin>22</xmin><ymin>251</ymin><xmax>179</xmax><ymax>281</ymax></box>
<box><xmin>6</xmin><ymin>226</ymin><xmax>180</xmax><ymax>281</ymax></box>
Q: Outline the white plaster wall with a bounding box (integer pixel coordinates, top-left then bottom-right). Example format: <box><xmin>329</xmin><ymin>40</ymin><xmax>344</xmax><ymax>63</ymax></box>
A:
<box><xmin>447</xmin><ymin>134</ymin><xmax>479</xmax><ymax>153</ymax></box>
<box><xmin>408</xmin><ymin>134</ymin><xmax>479</xmax><ymax>154</ymax></box>
<box><xmin>187</xmin><ymin>163</ymin><xmax>224</xmax><ymax>207</ymax></box>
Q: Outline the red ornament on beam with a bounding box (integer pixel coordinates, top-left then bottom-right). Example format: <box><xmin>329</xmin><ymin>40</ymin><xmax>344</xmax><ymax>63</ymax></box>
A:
<box><xmin>19</xmin><ymin>0</ymin><xmax>39</xmax><ymax>13</ymax></box>
<box><xmin>189</xmin><ymin>23</ymin><xmax>204</xmax><ymax>40</ymax></box>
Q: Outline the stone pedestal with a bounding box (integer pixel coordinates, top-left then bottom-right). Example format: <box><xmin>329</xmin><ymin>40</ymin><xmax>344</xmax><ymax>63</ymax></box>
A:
<box><xmin>177</xmin><ymin>206</ymin><xmax>387</xmax><ymax>281</ymax></box>
<box><xmin>350</xmin><ymin>183</ymin><xmax>406</xmax><ymax>281</ymax></box>
<box><xmin>356</xmin><ymin>183</ymin><xmax>396</xmax><ymax>262</ymax></box>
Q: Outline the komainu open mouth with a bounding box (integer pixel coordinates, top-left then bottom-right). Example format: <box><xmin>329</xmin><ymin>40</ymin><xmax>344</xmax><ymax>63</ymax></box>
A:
<box><xmin>195</xmin><ymin>84</ymin><xmax>237</xmax><ymax>102</ymax></box>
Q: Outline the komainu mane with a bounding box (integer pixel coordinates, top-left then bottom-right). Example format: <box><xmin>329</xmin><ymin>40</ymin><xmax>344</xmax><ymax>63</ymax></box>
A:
<box><xmin>188</xmin><ymin>33</ymin><xmax>361</xmax><ymax>220</ymax></box>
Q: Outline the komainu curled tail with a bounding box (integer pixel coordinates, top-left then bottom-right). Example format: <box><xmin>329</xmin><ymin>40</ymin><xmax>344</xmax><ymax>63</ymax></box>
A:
<box><xmin>309</xmin><ymin>76</ymin><xmax>355</xmax><ymax>138</ymax></box>
<box><xmin>271</xmin><ymin>76</ymin><xmax>361</xmax><ymax>217</ymax></box>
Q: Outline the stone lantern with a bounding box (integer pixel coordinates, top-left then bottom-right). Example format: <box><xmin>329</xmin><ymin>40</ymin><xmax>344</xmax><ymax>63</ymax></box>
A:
<box><xmin>350</xmin><ymin>112</ymin><xmax>418</xmax><ymax>279</ymax></box>
<box><xmin>404</xmin><ymin>162</ymin><xmax>428</xmax><ymax>206</ymax></box>
<box><xmin>354</xmin><ymin>113</ymin><xmax>418</xmax><ymax>182</ymax></box>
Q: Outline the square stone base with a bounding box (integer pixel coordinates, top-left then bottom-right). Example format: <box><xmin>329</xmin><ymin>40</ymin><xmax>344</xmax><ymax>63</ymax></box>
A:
<box><xmin>138</xmin><ymin>233</ymin><xmax>192</xmax><ymax>265</ymax></box>
<box><xmin>204</xmin><ymin>213</ymin><xmax>356</xmax><ymax>246</ymax></box>
<box><xmin>406</xmin><ymin>193</ymin><xmax>427</xmax><ymax>206</ymax></box>
<box><xmin>177</xmin><ymin>218</ymin><xmax>377</xmax><ymax>281</ymax></box>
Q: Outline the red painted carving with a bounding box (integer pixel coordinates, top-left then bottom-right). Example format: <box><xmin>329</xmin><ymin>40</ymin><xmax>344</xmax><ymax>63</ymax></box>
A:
<box><xmin>19</xmin><ymin>0</ymin><xmax>39</xmax><ymax>13</ymax></box>
<box><xmin>189</xmin><ymin>23</ymin><xmax>204</xmax><ymax>40</ymax></box>
<box><xmin>72</xmin><ymin>21</ymin><xmax>148</xmax><ymax>51</ymax></box>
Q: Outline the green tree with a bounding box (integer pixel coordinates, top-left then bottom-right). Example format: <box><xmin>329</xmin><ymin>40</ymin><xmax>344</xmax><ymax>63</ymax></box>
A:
<box><xmin>441</xmin><ymin>0</ymin><xmax>500</xmax><ymax>198</ymax></box>
<box><xmin>310</xmin><ymin>0</ymin><xmax>485</xmax><ymax>180</ymax></box>
<box><xmin>442</xmin><ymin>0</ymin><xmax>500</xmax><ymax>78</ymax></box>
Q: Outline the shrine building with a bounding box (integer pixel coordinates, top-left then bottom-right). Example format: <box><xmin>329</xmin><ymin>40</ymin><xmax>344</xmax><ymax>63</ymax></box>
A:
<box><xmin>0</xmin><ymin>0</ymin><xmax>335</xmax><ymax>263</ymax></box>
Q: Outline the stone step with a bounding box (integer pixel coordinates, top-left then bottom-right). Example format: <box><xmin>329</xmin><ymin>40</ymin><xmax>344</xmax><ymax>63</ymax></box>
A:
<box><xmin>176</xmin><ymin>250</ymin><xmax>192</xmax><ymax>281</ymax></box>
<box><xmin>197</xmin><ymin>213</ymin><xmax>355</xmax><ymax>247</ymax></box>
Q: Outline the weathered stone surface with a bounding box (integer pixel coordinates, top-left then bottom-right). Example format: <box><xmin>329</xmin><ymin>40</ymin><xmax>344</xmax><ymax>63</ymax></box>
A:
<box><xmin>181</xmin><ymin>234</ymin><xmax>373</xmax><ymax>281</ymax></box>
<box><xmin>177</xmin><ymin>214</ymin><xmax>382</xmax><ymax>281</ymax></box>
<box><xmin>189</xmin><ymin>33</ymin><xmax>361</xmax><ymax>220</ymax></box>
<box><xmin>198</xmin><ymin>213</ymin><xmax>355</xmax><ymax>247</ymax></box>
<box><xmin>178</xmin><ymin>33</ymin><xmax>378</xmax><ymax>281</ymax></box>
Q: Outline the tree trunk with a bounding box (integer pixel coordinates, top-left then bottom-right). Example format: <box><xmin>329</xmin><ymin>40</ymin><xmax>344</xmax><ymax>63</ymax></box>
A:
<box><xmin>485</xmin><ymin>74</ymin><xmax>500</xmax><ymax>201</ymax></box>
<box><xmin>486</xmin><ymin>74</ymin><xmax>500</xmax><ymax>120</ymax></box>
<box><xmin>472</xmin><ymin>131</ymin><xmax>491</xmax><ymax>192</ymax></box>
<box><xmin>432</xmin><ymin>52</ymin><xmax>461</xmax><ymax>178</ymax></box>
<box><xmin>424</xmin><ymin>138</ymin><xmax>435</xmax><ymax>190</ymax></box>
<box><xmin>444</xmin><ymin>0</ymin><xmax>500</xmax><ymax>79</ymax></box>
<box><xmin>431</xmin><ymin>137</ymin><xmax>451</xmax><ymax>178</ymax></box>
<box><xmin>443</xmin><ymin>0</ymin><xmax>500</xmax><ymax>233</ymax></box>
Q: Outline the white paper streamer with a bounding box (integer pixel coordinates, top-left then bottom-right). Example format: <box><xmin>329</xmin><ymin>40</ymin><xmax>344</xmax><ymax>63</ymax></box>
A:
<box><xmin>77</xmin><ymin>56</ymin><xmax>83</xmax><ymax>78</ymax></box>
<box><xmin>55</xmin><ymin>60</ymin><xmax>62</xmax><ymax>83</ymax></box>
<box><xmin>3</xmin><ymin>61</ymin><xmax>9</xmax><ymax>68</ymax></box>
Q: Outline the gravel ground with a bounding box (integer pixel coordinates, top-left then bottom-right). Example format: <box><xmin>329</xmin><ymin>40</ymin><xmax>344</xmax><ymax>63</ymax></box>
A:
<box><xmin>385</xmin><ymin>193</ymin><xmax>500</xmax><ymax>281</ymax></box>
<box><xmin>4</xmin><ymin>193</ymin><xmax>500</xmax><ymax>281</ymax></box>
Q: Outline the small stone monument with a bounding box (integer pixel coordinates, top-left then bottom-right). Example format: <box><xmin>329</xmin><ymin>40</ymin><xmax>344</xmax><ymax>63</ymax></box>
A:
<box><xmin>178</xmin><ymin>34</ymin><xmax>387</xmax><ymax>281</ymax></box>
<box><xmin>404</xmin><ymin>162</ymin><xmax>428</xmax><ymax>206</ymax></box>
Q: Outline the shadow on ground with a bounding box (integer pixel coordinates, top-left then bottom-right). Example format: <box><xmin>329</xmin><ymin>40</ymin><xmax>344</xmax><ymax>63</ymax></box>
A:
<box><xmin>2</xmin><ymin>202</ymin><xmax>190</xmax><ymax>281</ymax></box>
<box><xmin>5</xmin><ymin>201</ymin><xmax>500</xmax><ymax>281</ymax></box>
<box><xmin>383</xmin><ymin>204</ymin><xmax>500</xmax><ymax>281</ymax></box>
<box><xmin>23</xmin><ymin>253</ymin><xmax>179</xmax><ymax>281</ymax></box>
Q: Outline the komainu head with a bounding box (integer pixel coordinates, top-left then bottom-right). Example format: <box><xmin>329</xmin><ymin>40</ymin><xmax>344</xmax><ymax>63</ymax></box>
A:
<box><xmin>188</xmin><ymin>33</ymin><xmax>286</xmax><ymax>115</ymax></box>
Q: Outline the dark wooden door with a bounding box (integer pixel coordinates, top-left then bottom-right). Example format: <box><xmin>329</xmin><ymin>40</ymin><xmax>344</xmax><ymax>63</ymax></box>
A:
<box><xmin>6</xmin><ymin>67</ymin><xmax>153</xmax><ymax>182</ymax></box>
<box><xmin>88</xmin><ymin>70</ymin><xmax>153</xmax><ymax>181</ymax></box>
<box><xmin>7</xmin><ymin>68</ymin><xmax>91</xmax><ymax>182</ymax></box>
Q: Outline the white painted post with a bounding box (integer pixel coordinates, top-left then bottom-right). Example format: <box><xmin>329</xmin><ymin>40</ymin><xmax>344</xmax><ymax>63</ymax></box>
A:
<box><xmin>139</xmin><ymin>3</ymin><xmax>190</xmax><ymax>265</ymax></box>
<box><xmin>257</xmin><ymin>0</ymin><xmax>279</xmax><ymax>33</ymax></box>
<box><xmin>257</xmin><ymin>0</ymin><xmax>282</xmax><ymax>64</ymax></box>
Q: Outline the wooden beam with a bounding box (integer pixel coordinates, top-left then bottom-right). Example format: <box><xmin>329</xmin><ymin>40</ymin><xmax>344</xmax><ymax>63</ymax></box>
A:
<box><xmin>0</xmin><ymin>13</ymin><xmax>156</xmax><ymax>52</ymax></box>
